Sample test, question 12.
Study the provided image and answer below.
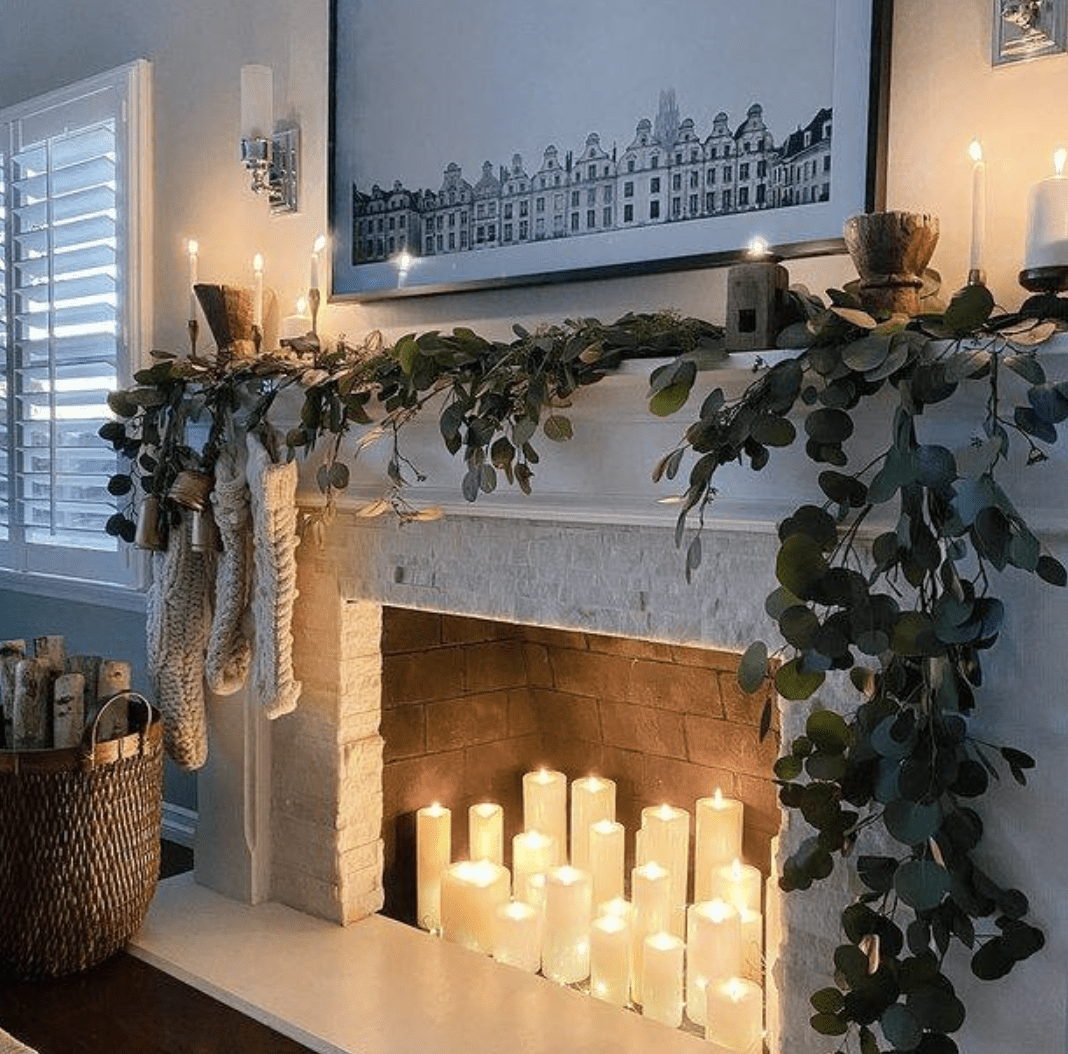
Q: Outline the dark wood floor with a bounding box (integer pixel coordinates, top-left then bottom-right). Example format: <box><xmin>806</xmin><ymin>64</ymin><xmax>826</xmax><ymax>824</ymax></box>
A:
<box><xmin>0</xmin><ymin>844</ymin><xmax>316</xmax><ymax>1054</ymax></box>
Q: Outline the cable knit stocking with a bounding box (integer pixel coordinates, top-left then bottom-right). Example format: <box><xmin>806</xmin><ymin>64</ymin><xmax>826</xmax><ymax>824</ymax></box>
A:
<box><xmin>246</xmin><ymin>432</ymin><xmax>302</xmax><ymax>719</ymax></box>
<box><xmin>205</xmin><ymin>444</ymin><xmax>253</xmax><ymax>695</ymax></box>
<box><xmin>146</xmin><ymin>514</ymin><xmax>211</xmax><ymax>769</ymax></box>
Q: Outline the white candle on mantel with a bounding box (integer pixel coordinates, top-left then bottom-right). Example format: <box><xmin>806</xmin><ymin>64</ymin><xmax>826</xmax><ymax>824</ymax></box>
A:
<box><xmin>280</xmin><ymin>297</ymin><xmax>312</xmax><ymax>341</ymax></box>
<box><xmin>493</xmin><ymin>900</ymin><xmax>541</xmax><ymax>973</ymax></box>
<box><xmin>706</xmin><ymin>977</ymin><xmax>763</xmax><ymax>1054</ymax></box>
<box><xmin>187</xmin><ymin>239</ymin><xmax>198</xmax><ymax>322</ymax></box>
<box><xmin>416</xmin><ymin>803</ymin><xmax>451</xmax><ymax>932</ymax></box>
<box><xmin>630</xmin><ymin>861</ymin><xmax>671</xmax><ymax>1005</ymax></box>
<box><xmin>542</xmin><ymin>865</ymin><xmax>592</xmax><ymax>984</ymax></box>
<box><xmin>969</xmin><ymin>138</ymin><xmax>986</xmax><ymax>277</ymax></box>
<box><xmin>590</xmin><ymin>913</ymin><xmax>631</xmax><ymax>1006</ymax></box>
<box><xmin>525</xmin><ymin>871</ymin><xmax>548</xmax><ymax>915</ymax></box>
<box><xmin>642</xmin><ymin>931</ymin><xmax>685</xmax><ymax>1028</ymax></box>
<box><xmin>310</xmin><ymin>233</ymin><xmax>326</xmax><ymax>291</ymax></box>
<box><xmin>686</xmin><ymin>898</ymin><xmax>743</xmax><ymax>1025</ymax></box>
<box><xmin>469</xmin><ymin>802</ymin><xmax>504</xmax><ymax>865</ymax></box>
<box><xmin>512</xmin><ymin>830</ymin><xmax>556</xmax><ymax>899</ymax></box>
<box><xmin>695</xmin><ymin>789</ymin><xmax>744</xmax><ymax>901</ymax></box>
<box><xmin>570</xmin><ymin>775</ymin><xmax>615</xmax><ymax>871</ymax></box>
<box><xmin>1025</xmin><ymin>148</ymin><xmax>1068</xmax><ymax>270</ymax></box>
<box><xmin>641</xmin><ymin>804</ymin><xmax>690</xmax><ymax>911</ymax></box>
<box><xmin>440</xmin><ymin>859</ymin><xmax>510</xmax><ymax>955</ymax></box>
<box><xmin>252</xmin><ymin>253</ymin><xmax>264</xmax><ymax>330</ymax></box>
<box><xmin>710</xmin><ymin>858</ymin><xmax>763</xmax><ymax>915</ymax></box>
<box><xmin>523</xmin><ymin>769</ymin><xmax>567</xmax><ymax>863</ymax></box>
<box><xmin>589</xmin><ymin>819</ymin><xmax>625</xmax><ymax>905</ymax></box>
<box><xmin>740</xmin><ymin>907</ymin><xmax>763</xmax><ymax>981</ymax></box>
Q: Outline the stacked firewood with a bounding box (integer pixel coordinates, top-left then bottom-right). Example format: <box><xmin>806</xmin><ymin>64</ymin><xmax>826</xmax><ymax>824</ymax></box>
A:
<box><xmin>0</xmin><ymin>636</ymin><xmax>132</xmax><ymax>751</ymax></box>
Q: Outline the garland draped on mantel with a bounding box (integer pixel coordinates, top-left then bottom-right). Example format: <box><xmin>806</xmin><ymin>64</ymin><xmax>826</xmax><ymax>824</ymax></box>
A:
<box><xmin>103</xmin><ymin>286</ymin><xmax>1068</xmax><ymax>1053</ymax></box>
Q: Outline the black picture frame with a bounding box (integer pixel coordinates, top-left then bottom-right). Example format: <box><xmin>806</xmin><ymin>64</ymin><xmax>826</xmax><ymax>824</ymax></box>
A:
<box><xmin>328</xmin><ymin>0</ymin><xmax>893</xmax><ymax>302</ymax></box>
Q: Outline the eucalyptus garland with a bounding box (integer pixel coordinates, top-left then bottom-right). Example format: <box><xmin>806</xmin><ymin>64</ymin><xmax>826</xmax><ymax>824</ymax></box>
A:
<box><xmin>101</xmin><ymin>286</ymin><xmax>1067</xmax><ymax>1052</ymax></box>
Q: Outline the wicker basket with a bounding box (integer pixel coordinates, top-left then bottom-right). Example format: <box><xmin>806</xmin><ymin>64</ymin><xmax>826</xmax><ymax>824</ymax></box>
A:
<box><xmin>0</xmin><ymin>691</ymin><xmax>164</xmax><ymax>979</ymax></box>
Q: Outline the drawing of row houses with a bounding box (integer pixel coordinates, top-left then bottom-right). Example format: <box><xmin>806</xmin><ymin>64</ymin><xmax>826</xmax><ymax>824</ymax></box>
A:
<box><xmin>351</xmin><ymin>92</ymin><xmax>832</xmax><ymax>265</ymax></box>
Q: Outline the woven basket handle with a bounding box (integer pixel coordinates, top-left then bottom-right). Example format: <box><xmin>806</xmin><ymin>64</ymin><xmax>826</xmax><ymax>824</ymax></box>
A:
<box><xmin>80</xmin><ymin>690</ymin><xmax>155</xmax><ymax>769</ymax></box>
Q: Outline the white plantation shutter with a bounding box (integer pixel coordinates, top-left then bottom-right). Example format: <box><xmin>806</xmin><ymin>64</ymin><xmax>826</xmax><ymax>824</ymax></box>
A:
<box><xmin>0</xmin><ymin>61</ymin><xmax>150</xmax><ymax>587</ymax></box>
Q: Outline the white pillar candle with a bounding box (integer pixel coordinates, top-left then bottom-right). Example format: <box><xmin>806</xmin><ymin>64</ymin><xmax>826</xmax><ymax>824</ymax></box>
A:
<box><xmin>686</xmin><ymin>899</ymin><xmax>743</xmax><ymax>1025</ymax></box>
<box><xmin>280</xmin><ymin>297</ymin><xmax>312</xmax><ymax>341</ymax></box>
<box><xmin>635</xmin><ymin>825</ymin><xmax>648</xmax><ymax>867</ymax></box>
<box><xmin>525</xmin><ymin>871</ymin><xmax>548</xmax><ymax>914</ymax></box>
<box><xmin>252</xmin><ymin>253</ymin><xmax>264</xmax><ymax>330</ymax></box>
<box><xmin>310</xmin><ymin>233</ymin><xmax>326</xmax><ymax>290</ymax></box>
<box><xmin>590</xmin><ymin>913</ymin><xmax>631</xmax><ymax>1006</ymax></box>
<box><xmin>710</xmin><ymin>859</ymin><xmax>763</xmax><ymax>915</ymax></box>
<box><xmin>469</xmin><ymin>802</ymin><xmax>504</xmax><ymax>865</ymax></box>
<box><xmin>695</xmin><ymin>789</ymin><xmax>744</xmax><ymax>901</ymax></box>
<box><xmin>596</xmin><ymin>896</ymin><xmax>632</xmax><ymax>922</ymax></box>
<box><xmin>641</xmin><ymin>804</ymin><xmax>690</xmax><ymax>910</ymax></box>
<box><xmin>706</xmin><ymin>976</ymin><xmax>763</xmax><ymax>1054</ymax></box>
<box><xmin>740</xmin><ymin>908</ymin><xmax>763</xmax><ymax>981</ymax></box>
<box><xmin>589</xmin><ymin>819</ymin><xmax>625</xmax><ymax>905</ymax></box>
<box><xmin>416</xmin><ymin>803</ymin><xmax>451</xmax><ymax>932</ymax></box>
<box><xmin>570</xmin><ymin>776</ymin><xmax>615</xmax><ymax>871</ymax></box>
<box><xmin>523</xmin><ymin>769</ymin><xmax>567</xmax><ymax>863</ymax></box>
<box><xmin>1024</xmin><ymin>148</ymin><xmax>1068</xmax><ymax>270</ymax></box>
<box><xmin>512</xmin><ymin>830</ymin><xmax>556</xmax><ymax>899</ymax></box>
<box><xmin>440</xmin><ymin>859</ymin><xmax>510</xmax><ymax>955</ymax></box>
<box><xmin>968</xmin><ymin>138</ymin><xmax>986</xmax><ymax>275</ymax></box>
<box><xmin>641</xmin><ymin>931</ymin><xmax>685</xmax><ymax>1028</ymax></box>
<box><xmin>630</xmin><ymin>861</ymin><xmax>671</xmax><ymax>1005</ymax></box>
<box><xmin>542</xmin><ymin>865</ymin><xmax>592</xmax><ymax>984</ymax></box>
<box><xmin>493</xmin><ymin>900</ymin><xmax>541</xmax><ymax>972</ymax></box>
<box><xmin>187</xmin><ymin>239</ymin><xmax>198</xmax><ymax>322</ymax></box>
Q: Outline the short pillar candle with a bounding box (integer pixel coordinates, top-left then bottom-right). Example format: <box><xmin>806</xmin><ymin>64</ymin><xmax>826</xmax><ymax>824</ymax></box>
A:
<box><xmin>589</xmin><ymin>819</ymin><xmax>625</xmax><ymax>905</ymax></box>
<box><xmin>469</xmin><ymin>802</ymin><xmax>504</xmax><ymax>865</ymax></box>
<box><xmin>416</xmin><ymin>803</ymin><xmax>451</xmax><ymax>932</ymax></box>
<box><xmin>740</xmin><ymin>907</ymin><xmax>764</xmax><ymax>981</ymax></box>
<box><xmin>493</xmin><ymin>900</ymin><xmax>541</xmax><ymax>973</ymax></box>
<box><xmin>440</xmin><ymin>860</ymin><xmax>510</xmax><ymax>955</ymax></box>
<box><xmin>542</xmin><ymin>865</ymin><xmax>593</xmax><ymax>984</ymax></box>
<box><xmin>706</xmin><ymin>977</ymin><xmax>763</xmax><ymax>1053</ymax></box>
<box><xmin>523</xmin><ymin>769</ymin><xmax>567</xmax><ymax>864</ymax></box>
<box><xmin>695</xmin><ymin>789</ymin><xmax>744</xmax><ymax>901</ymax></box>
<box><xmin>686</xmin><ymin>898</ymin><xmax>743</xmax><ymax>1025</ymax></box>
<box><xmin>512</xmin><ymin>830</ymin><xmax>556</xmax><ymax>899</ymax></box>
<box><xmin>590</xmin><ymin>913</ymin><xmax>631</xmax><ymax>1006</ymax></box>
<box><xmin>630</xmin><ymin>861</ymin><xmax>671</xmax><ymax>1005</ymax></box>
<box><xmin>641</xmin><ymin>931</ymin><xmax>685</xmax><ymax>1028</ymax></box>
<box><xmin>641</xmin><ymin>804</ymin><xmax>690</xmax><ymax>910</ymax></box>
<box><xmin>710</xmin><ymin>859</ymin><xmax>762</xmax><ymax>914</ymax></box>
<box><xmin>570</xmin><ymin>776</ymin><xmax>615</xmax><ymax>871</ymax></box>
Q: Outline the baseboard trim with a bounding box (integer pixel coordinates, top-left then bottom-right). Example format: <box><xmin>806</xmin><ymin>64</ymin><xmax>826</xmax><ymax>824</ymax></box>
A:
<box><xmin>162</xmin><ymin>802</ymin><xmax>197</xmax><ymax>848</ymax></box>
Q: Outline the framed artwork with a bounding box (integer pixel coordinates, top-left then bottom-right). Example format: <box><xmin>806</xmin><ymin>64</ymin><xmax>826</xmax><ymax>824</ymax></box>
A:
<box><xmin>328</xmin><ymin>0</ymin><xmax>892</xmax><ymax>301</ymax></box>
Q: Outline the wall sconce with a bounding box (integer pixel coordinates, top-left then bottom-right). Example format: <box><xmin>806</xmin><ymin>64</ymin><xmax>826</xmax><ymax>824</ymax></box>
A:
<box><xmin>993</xmin><ymin>0</ymin><xmax>1066</xmax><ymax>65</ymax></box>
<box><xmin>240</xmin><ymin>64</ymin><xmax>299</xmax><ymax>214</ymax></box>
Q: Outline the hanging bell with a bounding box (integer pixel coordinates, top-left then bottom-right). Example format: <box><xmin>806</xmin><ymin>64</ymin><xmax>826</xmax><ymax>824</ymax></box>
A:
<box><xmin>190</xmin><ymin>506</ymin><xmax>221</xmax><ymax>553</ymax></box>
<box><xmin>168</xmin><ymin>469</ymin><xmax>214</xmax><ymax>510</ymax></box>
<box><xmin>134</xmin><ymin>495</ymin><xmax>165</xmax><ymax>551</ymax></box>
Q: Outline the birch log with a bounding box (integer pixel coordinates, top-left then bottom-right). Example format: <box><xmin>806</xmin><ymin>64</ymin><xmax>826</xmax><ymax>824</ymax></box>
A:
<box><xmin>32</xmin><ymin>635</ymin><xmax>66</xmax><ymax>673</ymax></box>
<box><xmin>1</xmin><ymin>639</ymin><xmax>26</xmax><ymax>727</ymax></box>
<box><xmin>13</xmin><ymin>658</ymin><xmax>51</xmax><ymax>748</ymax></box>
<box><xmin>97</xmin><ymin>659</ymin><xmax>131</xmax><ymax>739</ymax></box>
<box><xmin>65</xmin><ymin>655</ymin><xmax>101</xmax><ymax>710</ymax></box>
<box><xmin>53</xmin><ymin>672</ymin><xmax>86</xmax><ymax>749</ymax></box>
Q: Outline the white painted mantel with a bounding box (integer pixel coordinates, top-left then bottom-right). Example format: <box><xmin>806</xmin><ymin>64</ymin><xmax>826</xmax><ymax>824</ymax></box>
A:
<box><xmin>141</xmin><ymin>341</ymin><xmax>1068</xmax><ymax>1054</ymax></box>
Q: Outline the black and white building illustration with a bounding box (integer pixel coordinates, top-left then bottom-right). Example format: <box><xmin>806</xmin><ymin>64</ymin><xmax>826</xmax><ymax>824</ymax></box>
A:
<box><xmin>351</xmin><ymin>91</ymin><xmax>833</xmax><ymax>265</ymax></box>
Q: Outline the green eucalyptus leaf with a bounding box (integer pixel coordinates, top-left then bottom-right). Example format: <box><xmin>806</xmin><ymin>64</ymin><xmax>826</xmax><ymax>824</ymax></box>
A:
<box><xmin>780</xmin><ymin>605</ymin><xmax>820</xmax><ymax>649</ymax></box>
<box><xmin>737</xmin><ymin>640</ymin><xmax>769</xmax><ymax>693</ymax></box>
<box><xmin>1015</xmin><ymin>405</ymin><xmax>1058</xmax><ymax>443</ymax></box>
<box><xmin>807</xmin><ymin>709</ymin><xmax>851</xmax><ymax>753</ymax></box>
<box><xmin>843</xmin><ymin>332</ymin><xmax>892</xmax><ymax>372</ymax></box>
<box><xmin>942</xmin><ymin>283</ymin><xmax>994</xmax><ymax>333</ymax></box>
<box><xmin>881</xmin><ymin>1003</ymin><xmax>923</xmax><ymax>1051</ymax></box>
<box><xmin>1028</xmin><ymin>382</ymin><xmax>1068</xmax><ymax>423</ymax></box>
<box><xmin>1003</xmin><ymin>353</ymin><xmax>1046</xmax><ymax>386</ymax></box>
<box><xmin>884</xmin><ymin>799</ymin><xmax>942</xmax><ymax>846</ymax></box>
<box><xmin>811</xmin><ymin>987</ymin><xmax>845</xmax><ymax>1014</ymax></box>
<box><xmin>543</xmin><ymin>414</ymin><xmax>573</xmax><ymax>442</ymax></box>
<box><xmin>895</xmin><ymin>859</ymin><xmax>950</xmax><ymax>911</ymax></box>
<box><xmin>776</xmin><ymin>532</ymin><xmax>830</xmax><ymax>598</ymax></box>
<box><xmin>765</xmin><ymin>586</ymin><xmax>803</xmax><ymax>619</ymax></box>
<box><xmin>805</xmin><ymin>407</ymin><xmax>855</xmax><ymax>444</ymax></box>
<box><xmin>751</xmin><ymin>413</ymin><xmax>796</xmax><ymax>447</ymax></box>
<box><xmin>1037</xmin><ymin>553</ymin><xmax>1068</xmax><ymax>586</ymax></box>
<box><xmin>775</xmin><ymin>754</ymin><xmax>804</xmax><ymax>780</ymax></box>
<box><xmin>328</xmin><ymin>461</ymin><xmax>350</xmax><ymax>489</ymax></box>
<box><xmin>775</xmin><ymin>657</ymin><xmax>825</xmax><ymax>700</ymax></box>
<box><xmin>809</xmin><ymin>1012</ymin><xmax>848</xmax><ymax>1037</ymax></box>
<box><xmin>858</xmin><ymin>855</ymin><xmax>899</xmax><ymax>893</ymax></box>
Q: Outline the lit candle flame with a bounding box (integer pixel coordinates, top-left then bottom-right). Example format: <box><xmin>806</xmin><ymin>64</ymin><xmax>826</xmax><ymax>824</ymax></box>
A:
<box><xmin>969</xmin><ymin>138</ymin><xmax>983</xmax><ymax>164</ymax></box>
<box><xmin>1056</xmin><ymin>148</ymin><xmax>1066</xmax><ymax>177</ymax></box>
<box><xmin>747</xmin><ymin>235</ymin><xmax>769</xmax><ymax>257</ymax></box>
<box><xmin>658</xmin><ymin>803</ymin><xmax>675</xmax><ymax>819</ymax></box>
<box><xmin>296</xmin><ymin>296</ymin><xmax>308</xmax><ymax>314</ymax></box>
<box><xmin>730</xmin><ymin>858</ymin><xmax>744</xmax><ymax>880</ymax></box>
<box><xmin>713</xmin><ymin>787</ymin><xmax>724</xmax><ymax>807</ymax></box>
<box><xmin>253</xmin><ymin>252</ymin><xmax>264</xmax><ymax>273</ymax></box>
<box><xmin>313</xmin><ymin>233</ymin><xmax>327</xmax><ymax>254</ymax></box>
<box><xmin>187</xmin><ymin>239</ymin><xmax>198</xmax><ymax>256</ymax></box>
<box><xmin>396</xmin><ymin>250</ymin><xmax>413</xmax><ymax>271</ymax></box>
<box><xmin>727</xmin><ymin>978</ymin><xmax>748</xmax><ymax>1002</ymax></box>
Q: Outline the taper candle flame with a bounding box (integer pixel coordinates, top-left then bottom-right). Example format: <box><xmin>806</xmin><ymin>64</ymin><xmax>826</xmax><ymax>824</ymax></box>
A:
<box><xmin>746</xmin><ymin>236</ymin><xmax>769</xmax><ymax>257</ymax></box>
<box><xmin>1056</xmin><ymin>148</ymin><xmax>1066</xmax><ymax>177</ymax></box>
<box><xmin>969</xmin><ymin>138</ymin><xmax>983</xmax><ymax>164</ymax></box>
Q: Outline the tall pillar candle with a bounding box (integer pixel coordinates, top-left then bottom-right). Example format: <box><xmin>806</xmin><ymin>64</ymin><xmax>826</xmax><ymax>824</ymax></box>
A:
<box><xmin>469</xmin><ymin>802</ymin><xmax>504</xmax><ymax>865</ymax></box>
<box><xmin>686</xmin><ymin>899</ymin><xmax>743</xmax><ymax>1025</ymax></box>
<box><xmin>512</xmin><ymin>830</ymin><xmax>556</xmax><ymax>899</ymax></box>
<box><xmin>695</xmin><ymin>789</ymin><xmax>744</xmax><ymax>901</ymax></box>
<box><xmin>590</xmin><ymin>913</ymin><xmax>631</xmax><ymax>1006</ymax></box>
<box><xmin>440</xmin><ymin>859</ymin><xmax>510</xmax><ymax>955</ymax></box>
<box><xmin>416</xmin><ymin>803</ymin><xmax>451</xmax><ymax>931</ymax></box>
<box><xmin>1025</xmin><ymin>148</ymin><xmax>1068</xmax><ymax>270</ymax></box>
<box><xmin>523</xmin><ymin>769</ymin><xmax>567</xmax><ymax>863</ymax></box>
<box><xmin>525</xmin><ymin>871</ymin><xmax>548</xmax><ymax>914</ymax></box>
<box><xmin>570</xmin><ymin>776</ymin><xmax>615</xmax><ymax>871</ymax></box>
<box><xmin>630</xmin><ymin>861</ymin><xmax>671</xmax><ymax>1005</ymax></box>
<box><xmin>706</xmin><ymin>977</ymin><xmax>763</xmax><ymax>1054</ymax></box>
<box><xmin>710</xmin><ymin>859</ymin><xmax>762</xmax><ymax>914</ymax></box>
<box><xmin>542</xmin><ymin>865</ymin><xmax>592</xmax><ymax>984</ymax></box>
<box><xmin>493</xmin><ymin>900</ymin><xmax>541</xmax><ymax>972</ymax></box>
<box><xmin>740</xmin><ymin>908</ymin><xmax>763</xmax><ymax>981</ymax></box>
<box><xmin>641</xmin><ymin>804</ymin><xmax>690</xmax><ymax>910</ymax></box>
<box><xmin>589</xmin><ymin>819</ymin><xmax>625</xmax><ymax>905</ymax></box>
<box><xmin>641</xmin><ymin>931</ymin><xmax>685</xmax><ymax>1028</ymax></box>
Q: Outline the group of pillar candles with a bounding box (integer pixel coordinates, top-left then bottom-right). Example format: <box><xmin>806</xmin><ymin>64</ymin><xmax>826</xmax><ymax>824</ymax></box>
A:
<box><xmin>416</xmin><ymin>770</ymin><xmax>764</xmax><ymax>1050</ymax></box>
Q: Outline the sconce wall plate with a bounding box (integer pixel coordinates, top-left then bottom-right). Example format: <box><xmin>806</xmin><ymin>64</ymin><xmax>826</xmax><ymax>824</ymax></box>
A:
<box><xmin>994</xmin><ymin>0</ymin><xmax>1067</xmax><ymax>66</ymax></box>
<box><xmin>241</xmin><ymin>127</ymin><xmax>300</xmax><ymax>214</ymax></box>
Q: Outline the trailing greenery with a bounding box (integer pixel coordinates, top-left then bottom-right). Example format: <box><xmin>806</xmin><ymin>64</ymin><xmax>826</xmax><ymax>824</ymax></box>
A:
<box><xmin>101</xmin><ymin>286</ymin><xmax>1068</xmax><ymax>1052</ymax></box>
